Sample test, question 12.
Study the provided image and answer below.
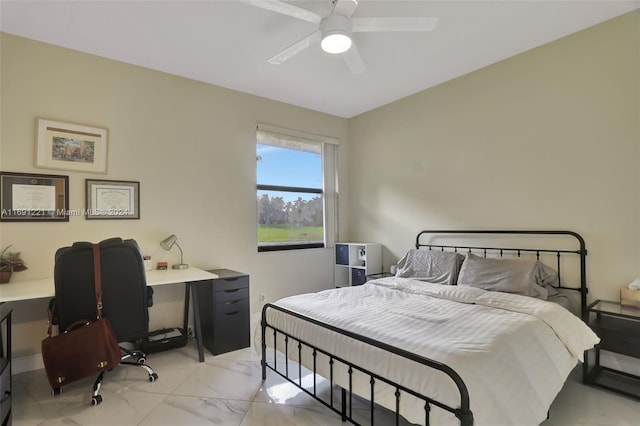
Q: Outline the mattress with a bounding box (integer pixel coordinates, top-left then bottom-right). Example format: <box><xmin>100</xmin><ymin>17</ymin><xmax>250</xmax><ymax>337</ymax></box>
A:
<box><xmin>257</xmin><ymin>277</ymin><xmax>600</xmax><ymax>426</ymax></box>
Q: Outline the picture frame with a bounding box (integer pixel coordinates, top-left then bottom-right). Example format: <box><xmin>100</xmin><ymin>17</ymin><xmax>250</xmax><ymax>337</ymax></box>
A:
<box><xmin>0</xmin><ymin>171</ymin><xmax>69</xmax><ymax>222</ymax></box>
<box><xmin>85</xmin><ymin>179</ymin><xmax>140</xmax><ymax>219</ymax></box>
<box><xmin>36</xmin><ymin>118</ymin><xmax>108</xmax><ymax>173</ymax></box>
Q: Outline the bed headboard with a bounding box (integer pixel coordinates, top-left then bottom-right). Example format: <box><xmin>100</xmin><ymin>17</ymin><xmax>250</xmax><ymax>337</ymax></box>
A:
<box><xmin>415</xmin><ymin>230</ymin><xmax>588</xmax><ymax>320</ymax></box>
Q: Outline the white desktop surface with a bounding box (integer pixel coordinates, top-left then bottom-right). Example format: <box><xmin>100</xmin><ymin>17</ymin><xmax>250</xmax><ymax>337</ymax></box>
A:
<box><xmin>0</xmin><ymin>267</ymin><xmax>218</xmax><ymax>303</ymax></box>
<box><xmin>145</xmin><ymin>268</ymin><xmax>218</xmax><ymax>287</ymax></box>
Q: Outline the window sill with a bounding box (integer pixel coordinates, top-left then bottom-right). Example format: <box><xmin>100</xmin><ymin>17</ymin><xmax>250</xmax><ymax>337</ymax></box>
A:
<box><xmin>258</xmin><ymin>243</ymin><xmax>324</xmax><ymax>252</ymax></box>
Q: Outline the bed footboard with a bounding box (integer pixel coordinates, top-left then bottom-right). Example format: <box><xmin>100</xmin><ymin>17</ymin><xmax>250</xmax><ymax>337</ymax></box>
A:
<box><xmin>261</xmin><ymin>303</ymin><xmax>474</xmax><ymax>426</ymax></box>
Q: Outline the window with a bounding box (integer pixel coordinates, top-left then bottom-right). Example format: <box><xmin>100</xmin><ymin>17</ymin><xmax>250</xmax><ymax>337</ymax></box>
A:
<box><xmin>256</xmin><ymin>124</ymin><xmax>337</xmax><ymax>252</ymax></box>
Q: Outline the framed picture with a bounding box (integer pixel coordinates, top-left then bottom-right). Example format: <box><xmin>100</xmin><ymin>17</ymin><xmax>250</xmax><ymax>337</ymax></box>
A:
<box><xmin>36</xmin><ymin>118</ymin><xmax>108</xmax><ymax>173</ymax></box>
<box><xmin>0</xmin><ymin>172</ymin><xmax>69</xmax><ymax>222</ymax></box>
<box><xmin>86</xmin><ymin>179</ymin><xmax>140</xmax><ymax>219</ymax></box>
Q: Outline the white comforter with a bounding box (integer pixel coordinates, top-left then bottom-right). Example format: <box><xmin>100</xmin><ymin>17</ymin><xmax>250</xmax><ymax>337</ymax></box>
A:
<box><xmin>258</xmin><ymin>277</ymin><xmax>600</xmax><ymax>426</ymax></box>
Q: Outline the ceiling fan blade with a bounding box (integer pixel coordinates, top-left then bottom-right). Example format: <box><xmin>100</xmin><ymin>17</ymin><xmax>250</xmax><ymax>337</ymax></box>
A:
<box><xmin>343</xmin><ymin>42</ymin><xmax>366</xmax><ymax>74</ymax></box>
<box><xmin>333</xmin><ymin>0</ymin><xmax>359</xmax><ymax>18</ymax></box>
<box><xmin>268</xmin><ymin>30</ymin><xmax>322</xmax><ymax>65</ymax></box>
<box><xmin>352</xmin><ymin>17</ymin><xmax>438</xmax><ymax>32</ymax></box>
<box><xmin>247</xmin><ymin>0</ymin><xmax>322</xmax><ymax>24</ymax></box>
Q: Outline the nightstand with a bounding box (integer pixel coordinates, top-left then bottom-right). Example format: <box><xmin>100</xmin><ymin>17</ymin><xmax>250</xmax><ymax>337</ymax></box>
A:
<box><xmin>583</xmin><ymin>299</ymin><xmax>640</xmax><ymax>400</ymax></box>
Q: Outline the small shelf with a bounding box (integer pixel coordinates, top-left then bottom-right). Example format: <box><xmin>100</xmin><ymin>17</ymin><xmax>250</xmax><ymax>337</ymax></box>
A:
<box><xmin>334</xmin><ymin>243</ymin><xmax>381</xmax><ymax>287</ymax></box>
<box><xmin>586</xmin><ymin>366</ymin><xmax>640</xmax><ymax>400</ymax></box>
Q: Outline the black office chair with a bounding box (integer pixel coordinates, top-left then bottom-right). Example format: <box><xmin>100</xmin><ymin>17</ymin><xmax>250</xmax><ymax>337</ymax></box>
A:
<box><xmin>51</xmin><ymin>237</ymin><xmax>158</xmax><ymax>405</ymax></box>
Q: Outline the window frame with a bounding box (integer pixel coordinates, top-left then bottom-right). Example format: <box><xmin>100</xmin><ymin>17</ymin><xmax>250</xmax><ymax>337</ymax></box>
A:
<box><xmin>256</xmin><ymin>123</ymin><xmax>337</xmax><ymax>253</ymax></box>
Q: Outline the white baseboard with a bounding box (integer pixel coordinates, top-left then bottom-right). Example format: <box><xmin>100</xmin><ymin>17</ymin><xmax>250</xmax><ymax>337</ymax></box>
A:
<box><xmin>13</xmin><ymin>353</ymin><xmax>44</xmax><ymax>374</ymax></box>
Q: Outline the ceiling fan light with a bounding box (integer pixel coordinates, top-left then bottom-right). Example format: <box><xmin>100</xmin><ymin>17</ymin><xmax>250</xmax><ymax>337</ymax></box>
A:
<box><xmin>320</xmin><ymin>14</ymin><xmax>353</xmax><ymax>54</ymax></box>
<box><xmin>321</xmin><ymin>32</ymin><xmax>352</xmax><ymax>54</ymax></box>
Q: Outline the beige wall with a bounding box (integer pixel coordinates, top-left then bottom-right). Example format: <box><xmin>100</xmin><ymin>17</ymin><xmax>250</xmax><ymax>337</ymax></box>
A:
<box><xmin>348</xmin><ymin>11</ymin><xmax>640</xmax><ymax>303</ymax></box>
<box><xmin>0</xmin><ymin>33</ymin><xmax>349</xmax><ymax>357</ymax></box>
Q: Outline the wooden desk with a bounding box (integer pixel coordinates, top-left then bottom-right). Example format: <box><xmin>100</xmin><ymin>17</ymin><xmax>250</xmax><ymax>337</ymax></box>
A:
<box><xmin>0</xmin><ymin>267</ymin><xmax>218</xmax><ymax>362</ymax></box>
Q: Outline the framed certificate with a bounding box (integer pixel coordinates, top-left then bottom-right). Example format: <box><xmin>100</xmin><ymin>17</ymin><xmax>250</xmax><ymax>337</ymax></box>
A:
<box><xmin>85</xmin><ymin>179</ymin><xmax>140</xmax><ymax>219</ymax></box>
<box><xmin>0</xmin><ymin>172</ymin><xmax>69</xmax><ymax>221</ymax></box>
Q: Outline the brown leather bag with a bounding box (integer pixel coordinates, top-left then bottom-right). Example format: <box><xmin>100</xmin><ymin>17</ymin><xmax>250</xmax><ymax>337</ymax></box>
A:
<box><xmin>42</xmin><ymin>244</ymin><xmax>121</xmax><ymax>388</ymax></box>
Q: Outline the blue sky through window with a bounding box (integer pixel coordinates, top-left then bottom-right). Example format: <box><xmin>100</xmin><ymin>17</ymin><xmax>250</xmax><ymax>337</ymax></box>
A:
<box><xmin>257</xmin><ymin>144</ymin><xmax>322</xmax><ymax>190</ymax></box>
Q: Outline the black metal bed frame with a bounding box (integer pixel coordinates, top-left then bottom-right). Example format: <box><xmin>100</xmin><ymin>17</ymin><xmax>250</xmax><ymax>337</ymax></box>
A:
<box><xmin>415</xmin><ymin>230</ymin><xmax>588</xmax><ymax>320</ymax></box>
<box><xmin>261</xmin><ymin>230</ymin><xmax>588</xmax><ymax>426</ymax></box>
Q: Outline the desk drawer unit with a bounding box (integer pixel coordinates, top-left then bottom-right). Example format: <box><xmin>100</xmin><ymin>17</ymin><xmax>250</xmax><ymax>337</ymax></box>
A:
<box><xmin>0</xmin><ymin>310</ymin><xmax>11</xmax><ymax>426</ymax></box>
<box><xmin>0</xmin><ymin>358</ymin><xmax>10</xmax><ymax>426</ymax></box>
<box><xmin>196</xmin><ymin>269</ymin><xmax>250</xmax><ymax>356</ymax></box>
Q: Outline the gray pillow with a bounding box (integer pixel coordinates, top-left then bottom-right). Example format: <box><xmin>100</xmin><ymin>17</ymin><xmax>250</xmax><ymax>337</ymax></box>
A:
<box><xmin>457</xmin><ymin>253</ymin><xmax>549</xmax><ymax>299</ymax></box>
<box><xmin>395</xmin><ymin>249</ymin><xmax>464</xmax><ymax>285</ymax></box>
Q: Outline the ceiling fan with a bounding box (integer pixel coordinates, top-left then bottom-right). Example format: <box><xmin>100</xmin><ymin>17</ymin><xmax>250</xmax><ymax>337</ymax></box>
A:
<box><xmin>246</xmin><ymin>0</ymin><xmax>438</xmax><ymax>74</ymax></box>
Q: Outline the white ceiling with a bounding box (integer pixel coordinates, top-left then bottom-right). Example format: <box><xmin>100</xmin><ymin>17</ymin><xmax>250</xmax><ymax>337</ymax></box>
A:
<box><xmin>1</xmin><ymin>0</ymin><xmax>638</xmax><ymax>118</ymax></box>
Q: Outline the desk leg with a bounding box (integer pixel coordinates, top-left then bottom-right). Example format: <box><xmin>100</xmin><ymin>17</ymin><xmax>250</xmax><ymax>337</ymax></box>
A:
<box><xmin>183</xmin><ymin>285</ymin><xmax>190</xmax><ymax>337</ymax></box>
<box><xmin>0</xmin><ymin>303</ymin><xmax>4</xmax><ymax>359</ymax></box>
<box><xmin>188</xmin><ymin>283</ymin><xmax>205</xmax><ymax>362</ymax></box>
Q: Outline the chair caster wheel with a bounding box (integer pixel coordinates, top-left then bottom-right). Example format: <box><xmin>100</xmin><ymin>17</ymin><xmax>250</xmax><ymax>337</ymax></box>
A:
<box><xmin>137</xmin><ymin>357</ymin><xmax>146</xmax><ymax>365</ymax></box>
<box><xmin>91</xmin><ymin>395</ymin><xmax>103</xmax><ymax>406</ymax></box>
<box><xmin>51</xmin><ymin>387</ymin><xmax>61</xmax><ymax>396</ymax></box>
<box><xmin>149</xmin><ymin>373</ymin><xmax>158</xmax><ymax>382</ymax></box>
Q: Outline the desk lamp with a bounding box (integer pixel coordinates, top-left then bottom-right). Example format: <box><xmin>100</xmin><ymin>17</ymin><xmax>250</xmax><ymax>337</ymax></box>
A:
<box><xmin>160</xmin><ymin>234</ymin><xmax>189</xmax><ymax>269</ymax></box>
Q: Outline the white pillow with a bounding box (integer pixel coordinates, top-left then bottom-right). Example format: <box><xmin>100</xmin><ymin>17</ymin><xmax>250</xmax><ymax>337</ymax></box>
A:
<box><xmin>457</xmin><ymin>253</ymin><xmax>548</xmax><ymax>299</ymax></box>
<box><xmin>395</xmin><ymin>249</ymin><xmax>464</xmax><ymax>285</ymax></box>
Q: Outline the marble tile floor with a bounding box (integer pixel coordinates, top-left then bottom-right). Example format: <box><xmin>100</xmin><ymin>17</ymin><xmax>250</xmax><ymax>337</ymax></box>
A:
<box><xmin>12</xmin><ymin>341</ymin><xmax>639</xmax><ymax>426</ymax></box>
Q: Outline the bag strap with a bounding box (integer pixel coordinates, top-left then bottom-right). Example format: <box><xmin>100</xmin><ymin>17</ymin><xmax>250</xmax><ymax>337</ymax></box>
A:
<box><xmin>46</xmin><ymin>300</ymin><xmax>55</xmax><ymax>337</ymax></box>
<box><xmin>92</xmin><ymin>243</ymin><xmax>103</xmax><ymax>320</ymax></box>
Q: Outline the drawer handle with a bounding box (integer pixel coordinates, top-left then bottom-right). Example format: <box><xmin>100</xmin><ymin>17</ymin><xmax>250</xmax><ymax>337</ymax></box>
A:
<box><xmin>224</xmin><ymin>310</ymin><xmax>240</xmax><ymax>316</ymax></box>
<box><xmin>224</xmin><ymin>289</ymin><xmax>240</xmax><ymax>293</ymax></box>
<box><xmin>225</xmin><ymin>300</ymin><xmax>241</xmax><ymax>305</ymax></box>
